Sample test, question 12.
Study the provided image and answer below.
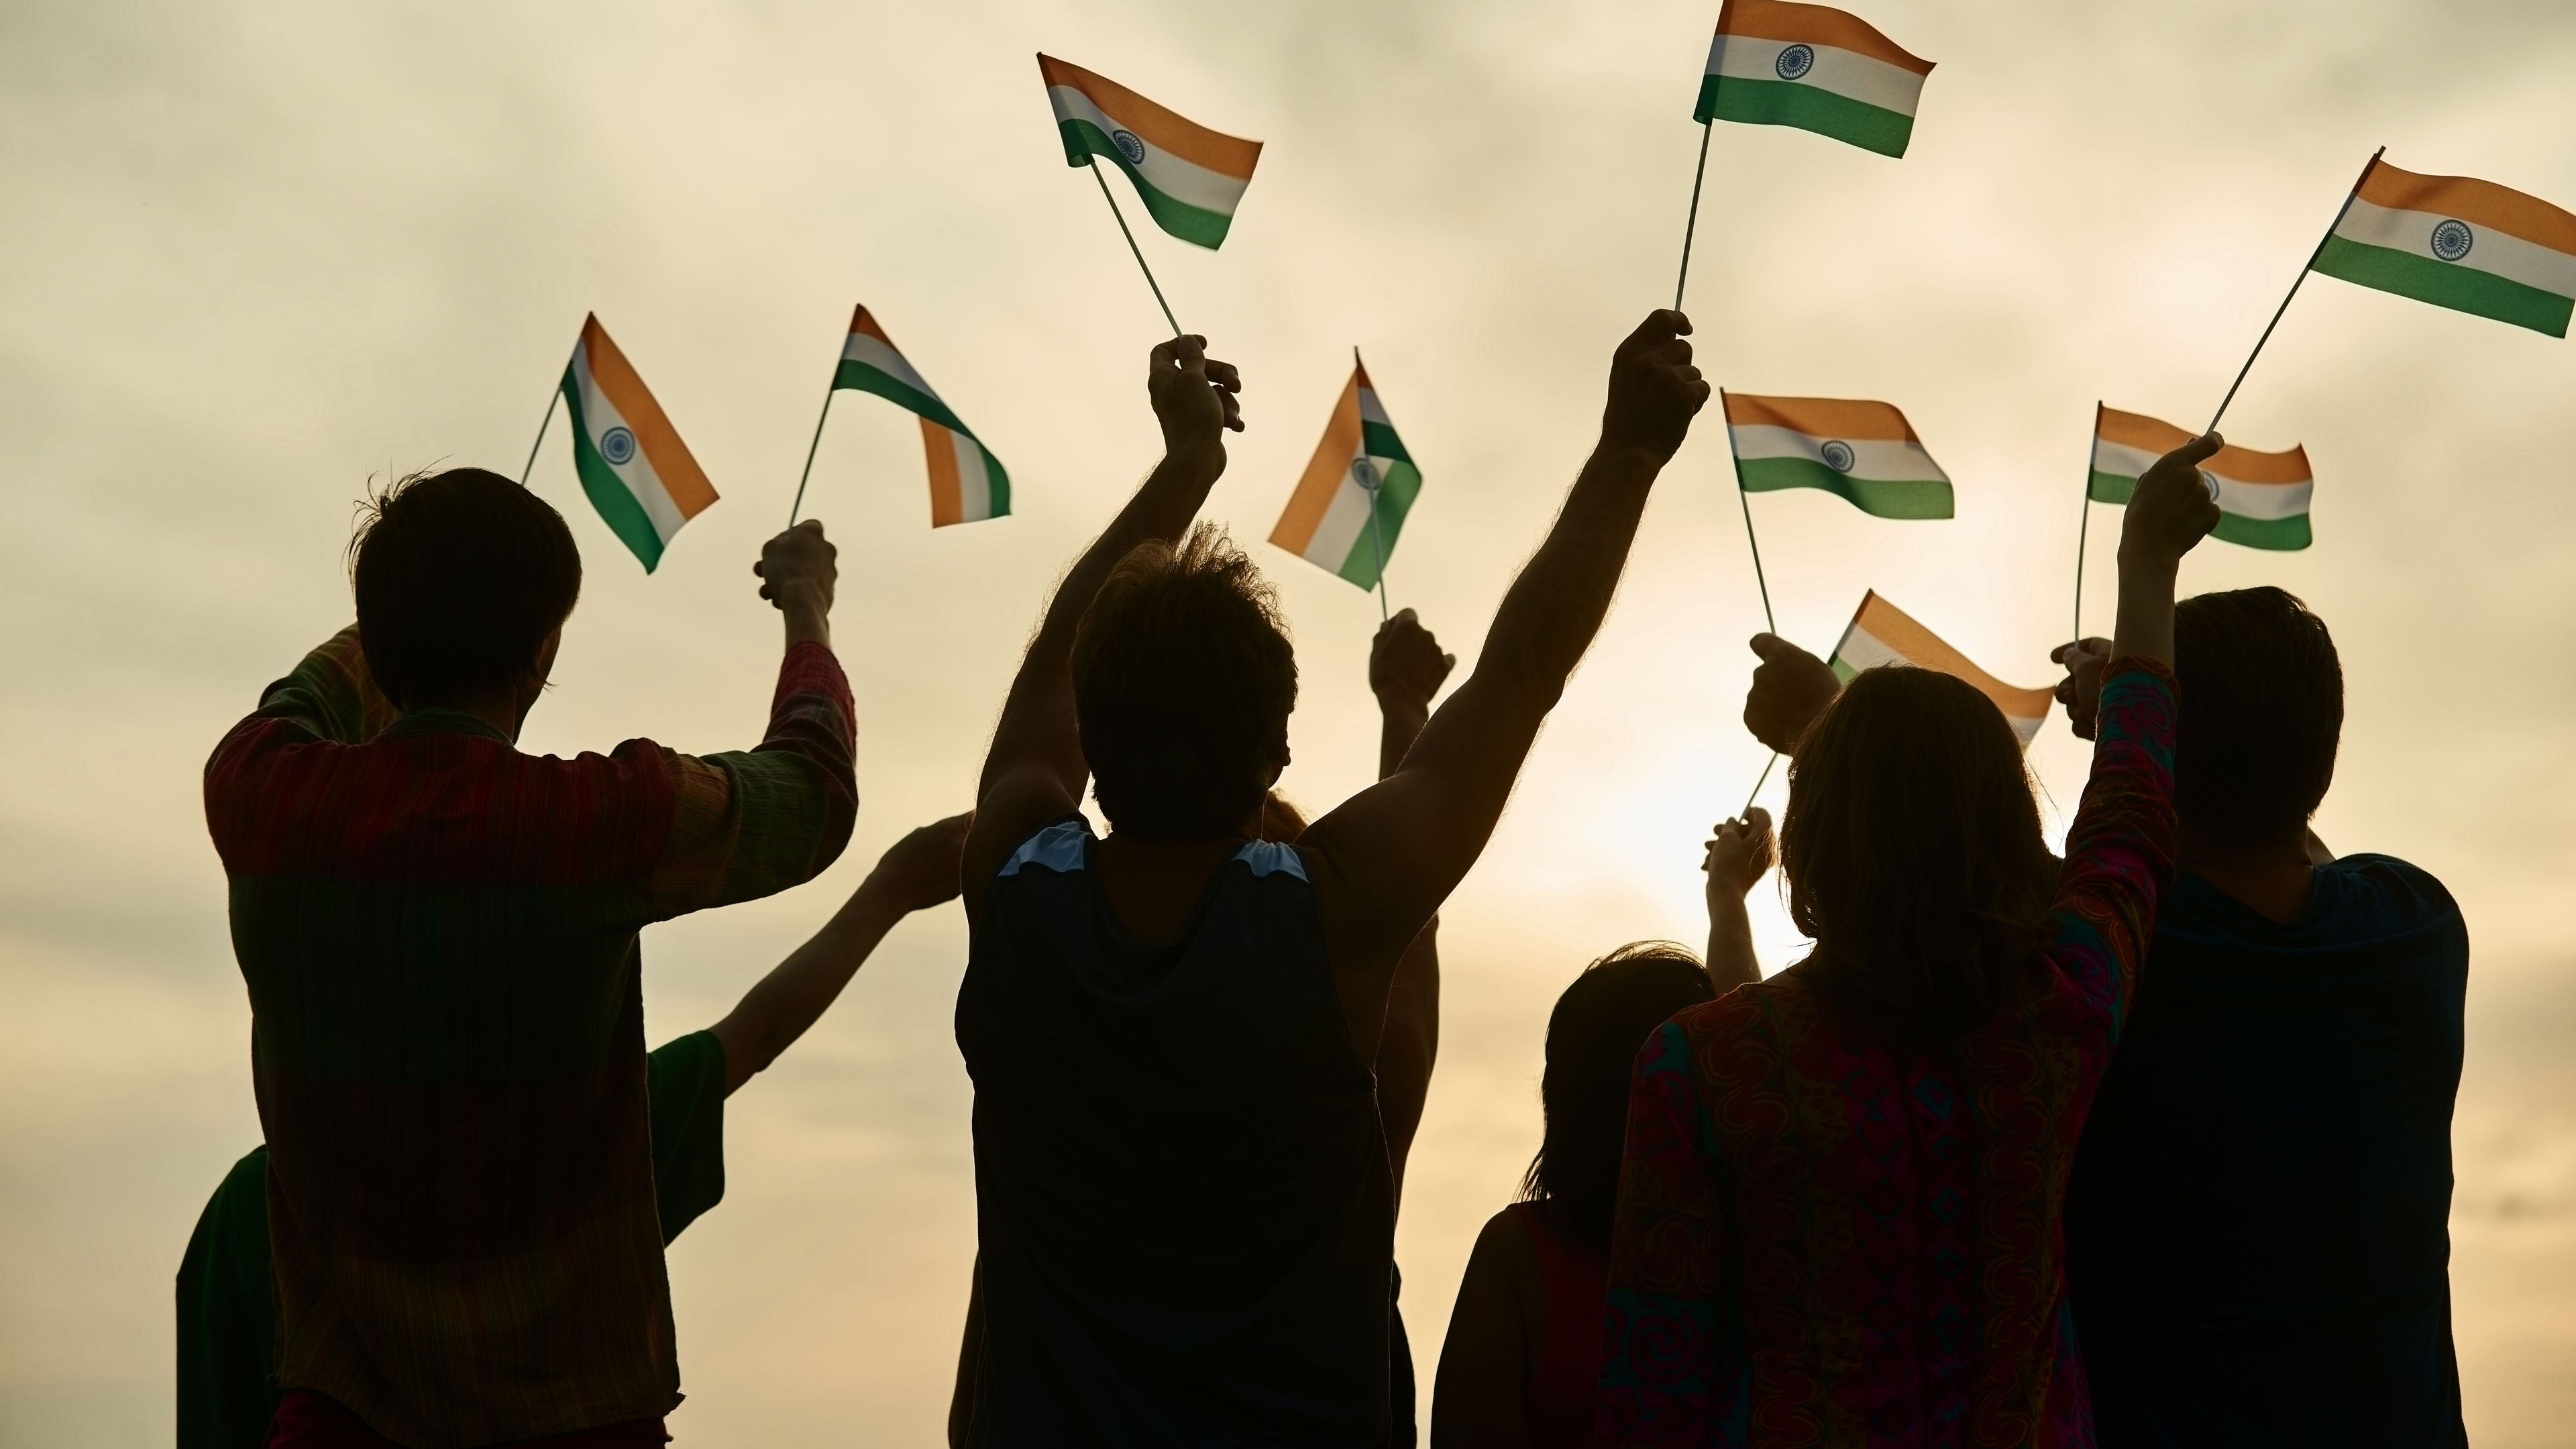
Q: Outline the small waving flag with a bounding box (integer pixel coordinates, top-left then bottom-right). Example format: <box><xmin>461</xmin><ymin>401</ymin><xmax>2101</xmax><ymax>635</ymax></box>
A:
<box><xmin>1829</xmin><ymin>592</ymin><xmax>2053</xmax><ymax>746</ymax></box>
<box><xmin>1696</xmin><ymin>0</ymin><xmax>1933</xmax><ymax>158</ymax></box>
<box><xmin>2311</xmin><ymin>157</ymin><xmax>2576</xmax><ymax>338</ymax></box>
<box><xmin>1039</xmin><ymin>54</ymin><xmax>1263</xmax><ymax>250</ymax></box>
<box><xmin>1271</xmin><ymin>354</ymin><xmax>1420</xmax><ymax>591</ymax></box>
<box><xmin>2090</xmin><ymin>405</ymin><xmax>2312</xmax><ymax>551</ymax></box>
<box><xmin>832</xmin><ymin>307</ymin><xmax>1009</xmax><ymax>527</ymax></box>
<box><xmin>1723</xmin><ymin>392</ymin><xmax>1953</xmax><ymax>519</ymax></box>
<box><xmin>560</xmin><ymin>315</ymin><xmax>716</xmax><ymax>572</ymax></box>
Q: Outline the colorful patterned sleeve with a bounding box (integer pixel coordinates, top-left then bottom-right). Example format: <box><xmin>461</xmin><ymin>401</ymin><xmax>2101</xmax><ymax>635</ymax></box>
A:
<box><xmin>246</xmin><ymin>626</ymin><xmax>400</xmax><ymax>745</ymax></box>
<box><xmin>2035</xmin><ymin>657</ymin><xmax>2178</xmax><ymax>1041</ymax></box>
<box><xmin>1595</xmin><ymin>1018</ymin><xmax>1737</xmax><ymax>1448</ymax></box>
<box><xmin>644</xmin><ymin>639</ymin><xmax>860</xmax><ymax>918</ymax></box>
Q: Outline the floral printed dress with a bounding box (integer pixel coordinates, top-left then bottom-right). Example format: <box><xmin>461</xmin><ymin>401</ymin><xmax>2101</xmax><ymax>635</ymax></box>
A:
<box><xmin>1595</xmin><ymin>660</ymin><xmax>2178</xmax><ymax>1448</ymax></box>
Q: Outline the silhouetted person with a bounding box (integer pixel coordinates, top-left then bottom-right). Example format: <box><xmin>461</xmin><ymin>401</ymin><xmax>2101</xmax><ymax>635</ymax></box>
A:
<box><xmin>1432</xmin><ymin>945</ymin><xmax>1716</xmax><ymax>1449</ymax></box>
<box><xmin>1594</xmin><ymin>436</ymin><xmax>2222</xmax><ymax>1444</ymax></box>
<box><xmin>178</xmin><ymin>815</ymin><xmax>968</xmax><ymax>1449</ymax></box>
<box><xmin>2052</xmin><ymin>595</ymin><xmax>2468</xmax><ymax>1448</ymax></box>
<box><xmin>954</xmin><ymin>317</ymin><xmax>1707</xmax><ymax>1444</ymax></box>
<box><xmin>202</xmin><ymin>470</ymin><xmax>856</xmax><ymax>1447</ymax></box>
<box><xmin>945</xmin><ymin>612</ymin><xmax>1458</xmax><ymax>1448</ymax></box>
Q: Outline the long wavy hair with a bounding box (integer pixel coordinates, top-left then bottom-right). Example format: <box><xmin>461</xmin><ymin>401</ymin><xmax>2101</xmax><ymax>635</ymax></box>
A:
<box><xmin>1780</xmin><ymin>667</ymin><xmax>2056</xmax><ymax>1046</ymax></box>
<box><xmin>1519</xmin><ymin>943</ymin><xmax>1716</xmax><ymax>1251</ymax></box>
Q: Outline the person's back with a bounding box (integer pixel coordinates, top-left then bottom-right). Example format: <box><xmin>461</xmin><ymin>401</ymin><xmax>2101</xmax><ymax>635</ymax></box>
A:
<box><xmin>203</xmin><ymin>470</ymin><xmax>857</xmax><ymax>1446</ymax></box>
<box><xmin>1595</xmin><ymin>434</ymin><xmax>2222</xmax><ymax>1446</ymax></box>
<box><xmin>2057</xmin><ymin>589</ymin><xmax>2468</xmax><ymax>1447</ymax></box>
<box><xmin>959</xmin><ymin>322</ymin><xmax>1709</xmax><ymax>1444</ymax></box>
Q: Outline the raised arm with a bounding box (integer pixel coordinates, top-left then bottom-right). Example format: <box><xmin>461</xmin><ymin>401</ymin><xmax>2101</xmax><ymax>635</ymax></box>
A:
<box><xmin>961</xmin><ymin>337</ymin><xmax>1244</xmax><ymax>912</ymax></box>
<box><xmin>1299</xmin><ymin>313</ymin><xmax>1707</xmax><ymax>1044</ymax></box>
<box><xmin>1701</xmin><ymin>807</ymin><xmax>1773</xmax><ymax>995</ymax></box>
<box><xmin>1367</xmin><ymin>610</ymin><xmax>1456</xmax><ymax>1198</ymax></box>
<box><xmin>2041</xmin><ymin>434</ymin><xmax>2220</xmax><ymax>1028</ymax></box>
<box><xmin>709</xmin><ymin>812</ymin><xmax>970</xmax><ymax>1093</ymax></box>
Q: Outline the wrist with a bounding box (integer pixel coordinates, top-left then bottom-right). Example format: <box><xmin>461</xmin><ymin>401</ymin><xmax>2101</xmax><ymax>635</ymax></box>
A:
<box><xmin>1157</xmin><ymin>437</ymin><xmax>1227</xmax><ymax>480</ymax></box>
<box><xmin>1591</xmin><ymin>438</ymin><xmax>1673</xmax><ymax>471</ymax></box>
<box><xmin>2113</xmin><ymin>545</ymin><xmax>2182</xmax><ymax>578</ymax></box>
<box><xmin>782</xmin><ymin>602</ymin><xmax>830</xmax><ymax>650</ymax></box>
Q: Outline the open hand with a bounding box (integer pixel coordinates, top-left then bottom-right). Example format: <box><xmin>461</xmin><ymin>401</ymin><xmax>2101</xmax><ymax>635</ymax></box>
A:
<box><xmin>1703</xmin><ymin>808</ymin><xmax>1776</xmax><ymax>902</ymax></box>
<box><xmin>2120</xmin><ymin>433</ymin><xmax>2224</xmax><ymax>567</ymax></box>
<box><xmin>1370</xmin><ymin>608</ymin><xmax>1456</xmax><ymax>718</ymax></box>
<box><xmin>1599</xmin><ymin>310</ymin><xmax>1710</xmax><ymax>460</ymax></box>
<box><xmin>1148</xmin><ymin>334</ymin><xmax>1243</xmax><ymax>470</ymax></box>
<box><xmin>857</xmin><ymin>812</ymin><xmax>973</xmax><ymax>917</ymax></box>
<box><xmin>2050</xmin><ymin>637</ymin><xmax>2112</xmax><ymax>741</ymax></box>
<box><xmin>1745</xmin><ymin>633</ymin><xmax>1841</xmax><ymax>755</ymax></box>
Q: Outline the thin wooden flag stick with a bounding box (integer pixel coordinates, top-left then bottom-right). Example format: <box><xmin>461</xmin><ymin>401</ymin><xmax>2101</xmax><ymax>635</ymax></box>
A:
<box><xmin>1718</xmin><ymin>390</ymin><xmax>1776</xmax><ymax>634</ymax></box>
<box><xmin>2072</xmin><ymin>402</ymin><xmax>2099</xmax><ymax>644</ymax></box>
<box><xmin>1364</xmin><ymin>475</ymin><xmax>1391</xmax><ymax>624</ymax></box>
<box><xmin>2207</xmin><ymin>146</ymin><xmax>2383</xmax><ymax>434</ymax></box>
<box><xmin>1742</xmin><ymin>750</ymin><xmax>1779</xmax><ymax>816</ymax></box>
<box><xmin>1089</xmin><ymin>159</ymin><xmax>1183</xmax><ymax>337</ymax></box>
<box><xmin>788</xmin><ymin>383</ymin><xmax>837</xmax><ymax>526</ymax></box>
<box><xmin>519</xmin><ymin>383</ymin><xmax>562</xmax><ymax>488</ymax></box>
<box><xmin>1675</xmin><ymin>121</ymin><xmax>1715</xmax><ymax>312</ymax></box>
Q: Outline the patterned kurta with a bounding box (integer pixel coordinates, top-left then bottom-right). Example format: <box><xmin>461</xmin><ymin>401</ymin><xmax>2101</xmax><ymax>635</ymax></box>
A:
<box><xmin>203</xmin><ymin>628</ymin><xmax>856</xmax><ymax>1448</ymax></box>
<box><xmin>1595</xmin><ymin>661</ymin><xmax>2177</xmax><ymax>1448</ymax></box>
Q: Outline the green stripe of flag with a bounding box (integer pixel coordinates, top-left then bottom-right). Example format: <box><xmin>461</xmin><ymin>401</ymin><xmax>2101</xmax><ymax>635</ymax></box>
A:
<box><xmin>2312</xmin><ymin>233</ymin><xmax>2573</xmax><ymax>337</ymax></box>
<box><xmin>981</xmin><ymin>449</ymin><xmax>1014</xmax><ymax>518</ymax></box>
<box><xmin>1336</xmin><ymin>458</ymin><xmax>1421</xmax><ymax>590</ymax></box>
<box><xmin>2211</xmin><ymin>513</ymin><xmax>2311</xmax><ymax>551</ymax></box>
<box><xmin>1737</xmin><ymin>455</ymin><xmax>1953</xmax><ymax>519</ymax></box>
<box><xmin>1697</xmin><ymin>76</ymin><xmax>1914</xmax><ymax>158</ymax></box>
<box><xmin>1360</xmin><ymin>419</ymin><xmax>1413</xmax><ymax>466</ymax></box>
<box><xmin>833</xmin><ymin>359</ymin><xmax>979</xmax><ymax>439</ymax></box>
<box><xmin>559</xmin><ymin>372</ymin><xmax>667</xmax><ymax>572</ymax></box>
<box><xmin>2090</xmin><ymin>472</ymin><xmax>2310</xmax><ymax>550</ymax></box>
<box><xmin>1059</xmin><ymin>119</ymin><xmax>1235</xmax><ymax>248</ymax></box>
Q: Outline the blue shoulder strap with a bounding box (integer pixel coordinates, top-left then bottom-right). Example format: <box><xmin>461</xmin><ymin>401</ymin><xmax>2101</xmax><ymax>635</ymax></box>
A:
<box><xmin>1000</xmin><ymin>816</ymin><xmax>1093</xmax><ymax>878</ymax></box>
<box><xmin>1230</xmin><ymin>839</ymin><xmax>1310</xmax><ymax>881</ymax></box>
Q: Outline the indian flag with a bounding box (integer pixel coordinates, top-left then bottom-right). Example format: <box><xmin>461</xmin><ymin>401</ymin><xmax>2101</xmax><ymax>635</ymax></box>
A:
<box><xmin>1829</xmin><ymin>591</ymin><xmax>2053</xmax><ymax>747</ymax></box>
<box><xmin>1695</xmin><ymin>0</ymin><xmax>1933</xmax><ymax>159</ymax></box>
<box><xmin>559</xmin><ymin>315</ymin><xmax>717</xmax><ymax>573</ymax></box>
<box><xmin>1039</xmin><ymin>54</ymin><xmax>1263</xmax><ymax>250</ymax></box>
<box><xmin>2313</xmin><ymin>157</ymin><xmax>2576</xmax><ymax>338</ymax></box>
<box><xmin>2089</xmin><ymin>405</ymin><xmax>2312</xmax><ymax>551</ymax></box>
<box><xmin>1269</xmin><ymin>354</ymin><xmax>1421</xmax><ymax>591</ymax></box>
<box><xmin>1723</xmin><ymin>392</ymin><xmax>1953</xmax><ymax>519</ymax></box>
<box><xmin>833</xmin><ymin>307</ymin><xmax>1009</xmax><ymax>527</ymax></box>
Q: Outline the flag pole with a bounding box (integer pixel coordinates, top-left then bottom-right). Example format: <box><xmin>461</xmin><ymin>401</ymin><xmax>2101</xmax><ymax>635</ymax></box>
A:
<box><xmin>519</xmin><ymin>378</ymin><xmax>564</xmax><ymax>487</ymax></box>
<box><xmin>1718</xmin><ymin>390</ymin><xmax>1776</xmax><ymax>634</ymax></box>
<box><xmin>1742</xmin><ymin>750</ymin><xmax>1778</xmax><ymax>816</ymax></box>
<box><xmin>1089</xmin><ymin>159</ymin><xmax>1183</xmax><ymax>337</ymax></box>
<box><xmin>788</xmin><ymin>383</ymin><xmax>837</xmax><ymax>526</ymax></box>
<box><xmin>1674</xmin><ymin>121</ymin><xmax>1715</xmax><ymax>311</ymax></box>
<box><xmin>2206</xmin><ymin>146</ymin><xmax>2384</xmax><ymax>434</ymax></box>
<box><xmin>1356</xmin><ymin>347</ymin><xmax>1392</xmax><ymax>624</ymax></box>
<box><xmin>2072</xmin><ymin>402</ymin><xmax>2099</xmax><ymax>643</ymax></box>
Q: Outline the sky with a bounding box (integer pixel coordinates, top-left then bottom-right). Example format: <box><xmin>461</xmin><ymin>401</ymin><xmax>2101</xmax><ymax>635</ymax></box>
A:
<box><xmin>3</xmin><ymin>0</ymin><xmax>2573</xmax><ymax>1442</ymax></box>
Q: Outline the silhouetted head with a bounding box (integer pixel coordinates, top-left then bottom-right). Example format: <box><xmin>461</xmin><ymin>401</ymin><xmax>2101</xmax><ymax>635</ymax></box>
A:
<box><xmin>1073</xmin><ymin>524</ymin><xmax>1297</xmax><ymax>839</ymax></box>
<box><xmin>1781</xmin><ymin>666</ymin><xmax>2054</xmax><ymax>1046</ymax></box>
<box><xmin>1521</xmin><ymin>943</ymin><xmax>1716</xmax><ymax>1251</ymax></box>
<box><xmin>2173</xmin><ymin>587</ymin><xmax>2342</xmax><ymax>851</ymax></box>
<box><xmin>350</xmin><ymin>468</ymin><xmax>582</xmax><ymax>714</ymax></box>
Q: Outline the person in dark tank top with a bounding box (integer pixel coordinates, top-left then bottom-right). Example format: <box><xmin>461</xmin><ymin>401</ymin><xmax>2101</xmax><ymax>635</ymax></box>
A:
<box><xmin>953</xmin><ymin>317</ymin><xmax>1711</xmax><ymax>1446</ymax></box>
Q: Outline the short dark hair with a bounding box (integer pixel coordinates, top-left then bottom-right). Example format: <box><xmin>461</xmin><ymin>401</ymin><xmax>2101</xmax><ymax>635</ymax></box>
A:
<box><xmin>350</xmin><ymin>468</ymin><xmax>582</xmax><ymax>709</ymax></box>
<box><xmin>1521</xmin><ymin>943</ymin><xmax>1715</xmax><ymax>1251</ymax></box>
<box><xmin>1072</xmin><ymin>524</ymin><xmax>1297</xmax><ymax>838</ymax></box>
<box><xmin>1782</xmin><ymin>666</ymin><xmax>2056</xmax><ymax>1045</ymax></box>
<box><xmin>2173</xmin><ymin>587</ymin><xmax>2342</xmax><ymax>847</ymax></box>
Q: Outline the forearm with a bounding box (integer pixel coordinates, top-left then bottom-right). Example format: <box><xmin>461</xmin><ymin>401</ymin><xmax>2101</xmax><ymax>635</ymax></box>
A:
<box><xmin>1377</xmin><ymin>924</ymin><xmax>1441</xmax><ymax>1197</ymax></box>
<box><xmin>1705</xmin><ymin>898</ymin><xmax>1760</xmax><ymax>996</ymax></box>
<box><xmin>1474</xmin><ymin>443</ymin><xmax>1660</xmax><ymax>706</ymax></box>
<box><xmin>2109</xmin><ymin>548</ymin><xmax>2180</xmax><ymax>669</ymax></box>
<box><xmin>711</xmin><ymin>888</ymin><xmax>904</xmax><ymax>1091</ymax></box>
<box><xmin>1378</xmin><ymin>704</ymin><xmax>1430</xmax><ymax>779</ymax></box>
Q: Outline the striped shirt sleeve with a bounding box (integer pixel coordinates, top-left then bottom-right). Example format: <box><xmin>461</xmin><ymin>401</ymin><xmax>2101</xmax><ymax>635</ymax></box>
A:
<box><xmin>243</xmin><ymin>626</ymin><xmax>402</xmax><ymax>745</ymax></box>
<box><xmin>645</xmin><ymin>639</ymin><xmax>860</xmax><ymax>918</ymax></box>
<box><xmin>2036</xmin><ymin>657</ymin><xmax>2179</xmax><ymax>1040</ymax></box>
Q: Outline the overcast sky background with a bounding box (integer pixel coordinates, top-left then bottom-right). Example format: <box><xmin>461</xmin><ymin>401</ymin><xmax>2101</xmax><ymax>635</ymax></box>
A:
<box><xmin>4</xmin><ymin>0</ymin><xmax>2573</xmax><ymax>1442</ymax></box>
